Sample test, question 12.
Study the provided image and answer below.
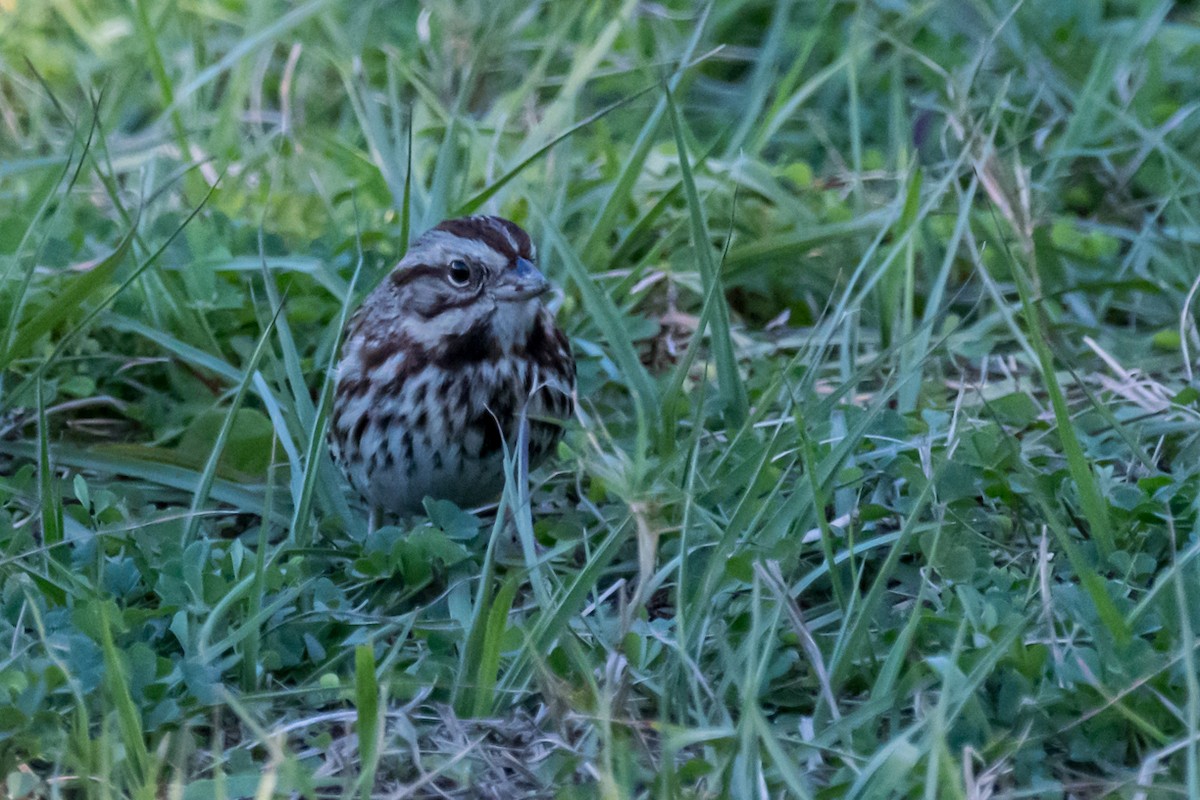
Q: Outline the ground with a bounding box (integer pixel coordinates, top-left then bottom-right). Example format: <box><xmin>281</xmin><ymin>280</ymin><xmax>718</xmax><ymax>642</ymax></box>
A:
<box><xmin>2</xmin><ymin>1</ymin><xmax>1200</xmax><ymax>797</ymax></box>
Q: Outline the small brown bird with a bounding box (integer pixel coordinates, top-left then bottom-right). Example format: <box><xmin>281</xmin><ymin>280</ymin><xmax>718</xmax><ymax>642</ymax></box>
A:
<box><xmin>329</xmin><ymin>216</ymin><xmax>575</xmax><ymax>518</ymax></box>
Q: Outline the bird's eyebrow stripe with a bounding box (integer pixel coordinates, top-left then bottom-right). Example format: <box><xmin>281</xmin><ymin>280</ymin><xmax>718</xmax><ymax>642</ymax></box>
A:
<box><xmin>389</xmin><ymin>264</ymin><xmax>440</xmax><ymax>286</ymax></box>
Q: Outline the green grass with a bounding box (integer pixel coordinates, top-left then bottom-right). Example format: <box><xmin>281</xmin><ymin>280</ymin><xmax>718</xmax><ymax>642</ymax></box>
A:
<box><xmin>2</xmin><ymin>0</ymin><xmax>1200</xmax><ymax>796</ymax></box>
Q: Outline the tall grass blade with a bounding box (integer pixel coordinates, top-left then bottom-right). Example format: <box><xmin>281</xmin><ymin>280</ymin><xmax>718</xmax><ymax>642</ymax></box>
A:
<box><xmin>985</xmin><ymin>206</ymin><xmax>1116</xmax><ymax>558</ymax></box>
<box><xmin>354</xmin><ymin>644</ymin><xmax>381</xmax><ymax>799</ymax></box>
<box><xmin>183</xmin><ymin>299</ymin><xmax>286</xmax><ymax>546</ymax></box>
<box><xmin>664</xmin><ymin>86</ymin><xmax>747</xmax><ymax>426</ymax></box>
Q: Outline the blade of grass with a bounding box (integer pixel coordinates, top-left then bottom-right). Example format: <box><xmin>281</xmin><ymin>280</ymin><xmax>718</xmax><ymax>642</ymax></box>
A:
<box><xmin>3</xmin><ymin>176</ymin><xmax>218</xmax><ymax>412</ymax></box>
<box><xmin>104</xmin><ymin>313</ymin><xmax>242</xmax><ymax>383</ymax></box>
<box><xmin>0</xmin><ymin>439</ymin><xmax>282</xmax><ymax>519</ymax></box>
<box><xmin>723</xmin><ymin>0</ymin><xmax>792</xmax><ymax>156</ymax></box>
<box><xmin>532</xmin><ymin>0</ymin><xmax>637</xmax><ymax>138</ymax></box>
<box><xmin>664</xmin><ymin>85</ymin><xmax>747</xmax><ymax>427</ymax></box>
<box><xmin>984</xmin><ymin>202</ymin><xmax>1116</xmax><ymax>559</ymax></box>
<box><xmin>289</xmin><ymin>203</ymin><xmax>367</xmax><ymax>544</ymax></box>
<box><xmin>534</xmin><ymin>207</ymin><xmax>658</xmax><ymax>424</ymax></box>
<box><xmin>183</xmin><ymin>298</ymin><xmax>286</xmax><ymax>547</ymax></box>
<box><xmin>579</xmin><ymin>4</ymin><xmax>712</xmax><ymax>260</ymax></box>
<box><xmin>354</xmin><ymin>644</ymin><xmax>381</xmax><ymax>800</ymax></box>
<box><xmin>898</xmin><ymin>176</ymin><xmax>978</xmax><ymax>411</ymax></box>
<box><xmin>36</xmin><ymin>378</ymin><xmax>63</xmax><ymax>557</ymax></box>
<box><xmin>1030</xmin><ymin>490</ymin><xmax>1130</xmax><ymax>645</ymax></box>
<box><xmin>454</xmin><ymin>86</ymin><xmax>654</xmax><ymax>218</ymax></box>
<box><xmin>242</xmin><ymin>439</ymin><xmax>277</xmax><ymax>691</ymax></box>
<box><xmin>95</xmin><ymin>599</ymin><xmax>153</xmax><ymax>794</ymax></box>
<box><xmin>500</xmin><ymin>518</ymin><xmax>631</xmax><ymax>695</ymax></box>
<box><xmin>454</xmin><ymin>489</ymin><xmax>510</xmax><ymax>712</ymax></box>
<box><xmin>470</xmin><ymin>573</ymin><xmax>519</xmax><ymax>718</ymax></box>
<box><xmin>166</xmin><ymin>0</ymin><xmax>334</xmax><ymax>117</ymax></box>
<box><xmin>825</xmin><ymin>466</ymin><xmax>938</xmax><ymax>697</ymax></box>
<box><xmin>0</xmin><ymin>218</ymin><xmax>137</xmax><ymax>372</ymax></box>
<box><xmin>0</xmin><ymin>85</ymin><xmax>100</xmax><ymax>358</ymax></box>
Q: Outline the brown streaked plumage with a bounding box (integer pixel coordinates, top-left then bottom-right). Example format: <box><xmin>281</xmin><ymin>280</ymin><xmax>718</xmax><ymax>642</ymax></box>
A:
<box><xmin>329</xmin><ymin>215</ymin><xmax>575</xmax><ymax>517</ymax></box>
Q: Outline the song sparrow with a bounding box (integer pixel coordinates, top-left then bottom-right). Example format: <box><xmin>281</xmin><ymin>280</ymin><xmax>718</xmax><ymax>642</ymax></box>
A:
<box><xmin>329</xmin><ymin>215</ymin><xmax>575</xmax><ymax>517</ymax></box>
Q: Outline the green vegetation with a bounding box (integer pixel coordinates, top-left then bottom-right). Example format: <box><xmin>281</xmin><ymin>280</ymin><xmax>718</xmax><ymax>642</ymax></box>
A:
<box><xmin>2</xmin><ymin>0</ymin><xmax>1200</xmax><ymax>796</ymax></box>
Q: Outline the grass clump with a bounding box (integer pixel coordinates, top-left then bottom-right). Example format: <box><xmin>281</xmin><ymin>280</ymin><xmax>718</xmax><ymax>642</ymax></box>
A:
<box><xmin>2</xmin><ymin>0</ymin><xmax>1200</xmax><ymax>797</ymax></box>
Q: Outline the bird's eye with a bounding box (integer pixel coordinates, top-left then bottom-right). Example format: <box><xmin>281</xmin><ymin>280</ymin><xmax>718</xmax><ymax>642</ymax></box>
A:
<box><xmin>447</xmin><ymin>260</ymin><xmax>472</xmax><ymax>287</ymax></box>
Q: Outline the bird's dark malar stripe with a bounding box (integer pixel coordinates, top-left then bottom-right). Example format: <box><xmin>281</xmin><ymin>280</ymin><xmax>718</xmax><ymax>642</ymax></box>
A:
<box><xmin>436</xmin><ymin>317</ymin><xmax>500</xmax><ymax>367</ymax></box>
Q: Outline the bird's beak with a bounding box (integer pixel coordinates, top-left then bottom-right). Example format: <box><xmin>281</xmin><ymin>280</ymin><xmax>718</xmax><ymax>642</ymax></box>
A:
<box><xmin>496</xmin><ymin>256</ymin><xmax>550</xmax><ymax>301</ymax></box>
